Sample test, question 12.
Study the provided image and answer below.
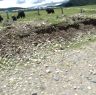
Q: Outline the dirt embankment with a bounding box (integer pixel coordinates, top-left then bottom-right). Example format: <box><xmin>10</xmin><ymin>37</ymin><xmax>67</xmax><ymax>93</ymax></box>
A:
<box><xmin>0</xmin><ymin>17</ymin><xmax>96</xmax><ymax>58</ymax></box>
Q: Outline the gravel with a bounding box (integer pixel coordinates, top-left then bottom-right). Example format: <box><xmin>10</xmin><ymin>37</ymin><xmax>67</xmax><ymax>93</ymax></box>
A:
<box><xmin>0</xmin><ymin>41</ymin><xmax>96</xmax><ymax>95</ymax></box>
<box><xmin>0</xmin><ymin>18</ymin><xmax>96</xmax><ymax>95</ymax></box>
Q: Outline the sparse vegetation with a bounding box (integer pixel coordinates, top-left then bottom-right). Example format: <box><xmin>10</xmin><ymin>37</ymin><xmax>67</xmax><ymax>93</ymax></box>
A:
<box><xmin>0</xmin><ymin>5</ymin><xmax>96</xmax><ymax>25</ymax></box>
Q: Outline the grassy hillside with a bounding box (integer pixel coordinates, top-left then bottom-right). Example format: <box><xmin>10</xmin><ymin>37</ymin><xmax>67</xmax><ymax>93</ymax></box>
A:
<box><xmin>0</xmin><ymin>4</ymin><xmax>96</xmax><ymax>27</ymax></box>
<box><xmin>0</xmin><ymin>7</ymin><xmax>81</xmax><ymax>25</ymax></box>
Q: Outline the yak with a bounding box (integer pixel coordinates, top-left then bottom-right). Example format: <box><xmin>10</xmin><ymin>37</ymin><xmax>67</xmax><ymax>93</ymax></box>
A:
<box><xmin>11</xmin><ymin>16</ymin><xmax>17</xmax><ymax>21</ymax></box>
<box><xmin>0</xmin><ymin>15</ymin><xmax>3</xmax><ymax>22</ymax></box>
<box><xmin>17</xmin><ymin>10</ymin><xmax>25</xmax><ymax>19</ymax></box>
<box><xmin>46</xmin><ymin>8</ymin><xmax>55</xmax><ymax>14</ymax></box>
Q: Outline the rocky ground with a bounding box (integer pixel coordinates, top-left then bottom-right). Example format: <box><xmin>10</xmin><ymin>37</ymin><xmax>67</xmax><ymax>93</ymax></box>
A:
<box><xmin>0</xmin><ymin>41</ymin><xmax>96</xmax><ymax>95</ymax></box>
<box><xmin>0</xmin><ymin>17</ymin><xmax>96</xmax><ymax>95</ymax></box>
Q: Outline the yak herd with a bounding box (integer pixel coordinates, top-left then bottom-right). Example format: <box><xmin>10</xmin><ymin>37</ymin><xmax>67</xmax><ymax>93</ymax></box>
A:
<box><xmin>0</xmin><ymin>8</ymin><xmax>55</xmax><ymax>22</ymax></box>
<box><xmin>0</xmin><ymin>10</ymin><xmax>26</xmax><ymax>22</ymax></box>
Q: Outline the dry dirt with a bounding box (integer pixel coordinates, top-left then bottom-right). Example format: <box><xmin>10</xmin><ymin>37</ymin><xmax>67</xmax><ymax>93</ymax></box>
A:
<box><xmin>0</xmin><ymin>18</ymin><xmax>96</xmax><ymax>95</ymax></box>
<box><xmin>0</xmin><ymin>17</ymin><xmax>96</xmax><ymax>57</ymax></box>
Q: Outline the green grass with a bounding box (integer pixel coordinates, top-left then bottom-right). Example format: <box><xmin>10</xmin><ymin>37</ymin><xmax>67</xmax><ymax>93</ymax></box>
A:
<box><xmin>16</xmin><ymin>8</ymin><xmax>80</xmax><ymax>24</ymax></box>
<box><xmin>0</xmin><ymin>4</ymin><xmax>96</xmax><ymax>25</ymax></box>
<box><xmin>67</xmin><ymin>35</ymin><xmax>96</xmax><ymax>49</ymax></box>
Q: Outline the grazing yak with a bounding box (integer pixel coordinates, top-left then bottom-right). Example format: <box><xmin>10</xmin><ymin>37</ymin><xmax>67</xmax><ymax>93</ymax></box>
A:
<box><xmin>11</xmin><ymin>10</ymin><xmax>25</xmax><ymax>21</ymax></box>
<box><xmin>0</xmin><ymin>15</ymin><xmax>3</xmax><ymax>22</ymax></box>
<box><xmin>46</xmin><ymin>8</ymin><xmax>55</xmax><ymax>14</ymax></box>
<box><xmin>11</xmin><ymin>16</ymin><xmax>17</xmax><ymax>21</ymax></box>
<box><xmin>17</xmin><ymin>10</ymin><xmax>25</xmax><ymax>19</ymax></box>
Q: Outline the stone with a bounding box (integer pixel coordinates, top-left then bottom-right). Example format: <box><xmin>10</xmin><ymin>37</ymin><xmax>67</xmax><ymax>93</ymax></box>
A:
<box><xmin>93</xmin><ymin>71</ymin><xmax>96</xmax><ymax>75</ymax></box>
<box><xmin>46</xmin><ymin>69</ymin><xmax>51</xmax><ymax>73</ymax></box>
<box><xmin>32</xmin><ymin>93</ymin><xmax>37</xmax><ymax>95</ymax></box>
<box><xmin>88</xmin><ymin>64</ymin><xmax>93</xmax><ymax>67</ymax></box>
<box><xmin>44</xmin><ymin>65</ymin><xmax>49</xmax><ymax>68</ymax></box>
<box><xmin>53</xmin><ymin>75</ymin><xmax>60</xmax><ymax>81</ymax></box>
<box><xmin>87</xmin><ymin>86</ymin><xmax>91</xmax><ymax>90</ymax></box>
<box><xmin>73</xmin><ymin>86</ymin><xmax>77</xmax><ymax>90</ymax></box>
<box><xmin>75</xmin><ymin>93</ymin><xmax>78</xmax><ymax>95</ymax></box>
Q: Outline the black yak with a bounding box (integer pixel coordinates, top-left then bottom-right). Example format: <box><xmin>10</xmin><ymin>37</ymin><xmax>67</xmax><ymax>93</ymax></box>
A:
<box><xmin>17</xmin><ymin>10</ymin><xmax>25</xmax><ymax>19</ymax></box>
<box><xmin>11</xmin><ymin>16</ymin><xmax>17</xmax><ymax>21</ymax></box>
<box><xmin>0</xmin><ymin>15</ymin><xmax>3</xmax><ymax>22</ymax></box>
<box><xmin>46</xmin><ymin>8</ymin><xmax>55</xmax><ymax>14</ymax></box>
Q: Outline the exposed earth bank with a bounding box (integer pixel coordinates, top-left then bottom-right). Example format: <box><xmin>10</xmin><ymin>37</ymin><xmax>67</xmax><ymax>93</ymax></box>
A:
<box><xmin>0</xmin><ymin>17</ymin><xmax>96</xmax><ymax>95</ymax></box>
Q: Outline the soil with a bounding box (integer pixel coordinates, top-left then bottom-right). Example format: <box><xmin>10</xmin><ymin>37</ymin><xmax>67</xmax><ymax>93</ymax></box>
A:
<box><xmin>0</xmin><ymin>17</ymin><xmax>96</xmax><ymax>95</ymax></box>
<box><xmin>0</xmin><ymin>18</ymin><xmax>96</xmax><ymax>58</ymax></box>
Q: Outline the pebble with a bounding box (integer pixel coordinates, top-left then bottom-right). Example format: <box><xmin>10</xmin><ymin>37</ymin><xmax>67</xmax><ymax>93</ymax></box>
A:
<box><xmin>41</xmin><ymin>91</ymin><xmax>44</xmax><ymax>94</ymax></box>
<box><xmin>74</xmin><ymin>93</ymin><xmax>78</xmax><ymax>95</ymax></box>
<box><xmin>23</xmin><ymin>88</ymin><xmax>26</xmax><ymax>91</ymax></box>
<box><xmin>73</xmin><ymin>86</ymin><xmax>77</xmax><ymax>90</ymax></box>
<box><xmin>9</xmin><ymin>77</ymin><xmax>15</xmax><ymax>82</ymax></box>
<box><xmin>18</xmin><ymin>77</ymin><xmax>22</xmax><ymax>80</ymax></box>
<box><xmin>46</xmin><ymin>69</ymin><xmax>51</xmax><ymax>73</ymax></box>
<box><xmin>69</xmin><ymin>76</ymin><xmax>74</xmax><ymax>80</ymax></box>
<box><xmin>89</xmin><ymin>70</ymin><xmax>96</xmax><ymax>75</ymax></box>
<box><xmin>28</xmin><ymin>77</ymin><xmax>32</xmax><ymax>80</ymax></box>
<box><xmin>36</xmin><ymin>62</ymin><xmax>41</xmax><ymax>64</ymax></box>
<box><xmin>86</xmin><ymin>76</ymin><xmax>91</xmax><ymax>80</ymax></box>
<box><xmin>88</xmin><ymin>64</ymin><xmax>93</xmax><ymax>67</ymax></box>
<box><xmin>93</xmin><ymin>71</ymin><xmax>96</xmax><ymax>75</ymax></box>
<box><xmin>24</xmin><ymin>64</ymin><xmax>28</xmax><ymax>66</ymax></box>
<box><xmin>89</xmin><ymin>70</ymin><xmax>93</xmax><ymax>74</ymax></box>
<box><xmin>3</xmin><ymin>85</ymin><xmax>6</xmax><ymax>88</ymax></box>
<box><xmin>55</xmin><ymin>69</ymin><xmax>60</xmax><ymax>73</ymax></box>
<box><xmin>44</xmin><ymin>65</ymin><xmax>49</xmax><ymax>68</ymax></box>
<box><xmin>65</xmin><ymin>70</ymin><xmax>68</xmax><ymax>72</ymax></box>
<box><xmin>53</xmin><ymin>75</ymin><xmax>60</xmax><ymax>81</ymax></box>
<box><xmin>32</xmin><ymin>93</ymin><xmax>37</xmax><ymax>95</ymax></box>
<box><xmin>87</xmin><ymin>86</ymin><xmax>91</xmax><ymax>90</ymax></box>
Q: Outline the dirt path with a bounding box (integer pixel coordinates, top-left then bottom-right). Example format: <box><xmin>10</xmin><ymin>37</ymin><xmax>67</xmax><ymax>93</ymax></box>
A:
<box><xmin>0</xmin><ymin>41</ymin><xmax>96</xmax><ymax>95</ymax></box>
